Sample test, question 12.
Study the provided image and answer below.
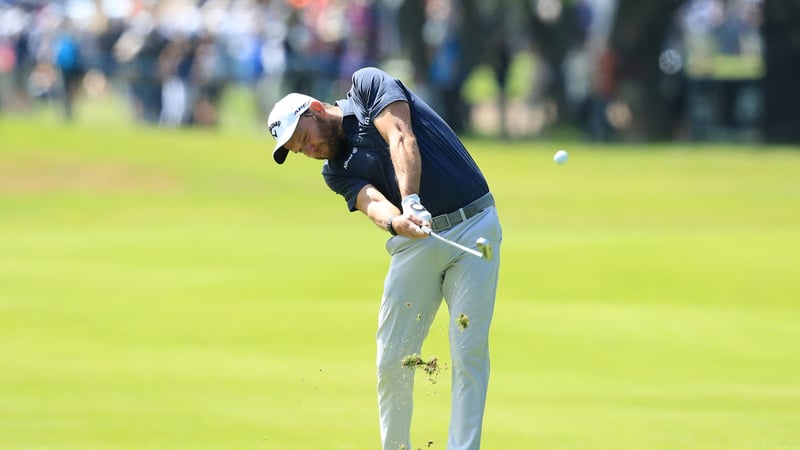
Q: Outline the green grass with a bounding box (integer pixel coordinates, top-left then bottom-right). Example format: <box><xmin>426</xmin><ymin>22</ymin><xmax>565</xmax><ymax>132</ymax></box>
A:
<box><xmin>1</xmin><ymin>104</ymin><xmax>800</xmax><ymax>450</ymax></box>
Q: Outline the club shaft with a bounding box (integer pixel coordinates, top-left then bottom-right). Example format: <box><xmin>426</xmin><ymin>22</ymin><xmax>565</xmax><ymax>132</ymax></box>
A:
<box><xmin>421</xmin><ymin>226</ymin><xmax>484</xmax><ymax>258</ymax></box>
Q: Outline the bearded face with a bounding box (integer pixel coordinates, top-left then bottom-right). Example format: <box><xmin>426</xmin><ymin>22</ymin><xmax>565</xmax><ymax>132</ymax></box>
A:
<box><xmin>284</xmin><ymin>111</ymin><xmax>347</xmax><ymax>161</ymax></box>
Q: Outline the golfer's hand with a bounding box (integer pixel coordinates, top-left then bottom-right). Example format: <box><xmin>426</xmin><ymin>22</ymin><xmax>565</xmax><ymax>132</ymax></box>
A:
<box><xmin>401</xmin><ymin>194</ymin><xmax>432</xmax><ymax>227</ymax></box>
<box><xmin>390</xmin><ymin>215</ymin><xmax>430</xmax><ymax>239</ymax></box>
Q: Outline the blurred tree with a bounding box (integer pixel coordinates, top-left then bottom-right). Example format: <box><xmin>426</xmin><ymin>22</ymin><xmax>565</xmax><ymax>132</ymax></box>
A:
<box><xmin>762</xmin><ymin>0</ymin><xmax>800</xmax><ymax>143</ymax></box>
<box><xmin>521</xmin><ymin>0</ymin><xmax>585</xmax><ymax>127</ymax></box>
<box><xmin>397</xmin><ymin>0</ymin><xmax>491</xmax><ymax>132</ymax></box>
<box><xmin>398</xmin><ymin>0</ymin><xmax>428</xmax><ymax>81</ymax></box>
<box><xmin>449</xmin><ymin>0</ymin><xmax>484</xmax><ymax>131</ymax></box>
<box><xmin>485</xmin><ymin>3</ymin><xmax>515</xmax><ymax>138</ymax></box>
<box><xmin>609</xmin><ymin>0</ymin><xmax>683</xmax><ymax>139</ymax></box>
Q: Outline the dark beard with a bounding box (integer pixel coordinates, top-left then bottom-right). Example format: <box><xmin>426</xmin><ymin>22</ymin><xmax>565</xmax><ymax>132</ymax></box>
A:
<box><xmin>318</xmin><ymin>115</ymin><xmax>347</xmax><ymax>160</ymax></box>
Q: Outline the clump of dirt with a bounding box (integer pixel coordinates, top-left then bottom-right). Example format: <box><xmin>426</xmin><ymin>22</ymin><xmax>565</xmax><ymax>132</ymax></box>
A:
<box><xmin>402</xmin><ymin>354</ymin><xmax>442</xmax><ymax>384</ymax></box>
<box><xmin>456</xmin><ymin>313</ymin><xmax>469</xmax><ymax>330</ymax></box>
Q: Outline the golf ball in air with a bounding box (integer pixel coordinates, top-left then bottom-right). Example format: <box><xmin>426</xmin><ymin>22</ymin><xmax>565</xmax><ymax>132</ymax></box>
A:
<box><xmin>554</xmin><ymin>150</ymin><xmax>569</xmax><ymax>165</ymax></box>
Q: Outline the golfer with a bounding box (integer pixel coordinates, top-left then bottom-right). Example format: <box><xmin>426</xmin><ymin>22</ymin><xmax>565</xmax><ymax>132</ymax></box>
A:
<box><xmin>267</xmin><ymin>67</ymin><xmax>502</xmax><ymax>450</ymax></box>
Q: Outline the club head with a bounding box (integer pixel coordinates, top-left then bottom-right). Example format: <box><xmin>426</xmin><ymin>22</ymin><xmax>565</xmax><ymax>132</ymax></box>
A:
<box><xmin>475</xmin><ymin>237</ymin><xmax>492</xmax><ymax>261</ymax></box>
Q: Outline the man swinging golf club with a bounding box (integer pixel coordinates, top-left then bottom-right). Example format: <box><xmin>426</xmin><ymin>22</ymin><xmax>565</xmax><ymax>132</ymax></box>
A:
<box><xmin>268</xmin><ymin>67</ymin><xmax>502</xmax><ymax>450</ymax></box>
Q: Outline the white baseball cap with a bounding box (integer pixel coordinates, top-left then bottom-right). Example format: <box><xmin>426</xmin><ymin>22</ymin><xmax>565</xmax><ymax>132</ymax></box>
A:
<box><xmin>267</xmin><ymin>93</ymin><xmax>315</xmax><ymax>164</ymax></box>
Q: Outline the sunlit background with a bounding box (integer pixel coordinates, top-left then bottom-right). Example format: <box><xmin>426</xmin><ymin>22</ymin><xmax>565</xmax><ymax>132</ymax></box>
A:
<box><xmin>1</xmin><ymin>0</ymin><xmax>787</xmax><ymax>142</ymax></box>
<box><xmin>2</xmin><ymin>1</ymin><xmax>800</xmax><ymax>449</ymax></box>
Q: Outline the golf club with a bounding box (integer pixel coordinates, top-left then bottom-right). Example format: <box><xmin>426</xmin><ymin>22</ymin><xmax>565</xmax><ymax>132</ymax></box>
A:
<box><xmin>421</xmin><ymin>226</ymin><xmax>493</xmax><ymax>260</ymax></box>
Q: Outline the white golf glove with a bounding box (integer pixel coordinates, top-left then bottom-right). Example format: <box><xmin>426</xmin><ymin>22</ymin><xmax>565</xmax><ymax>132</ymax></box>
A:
<box><xmin>401</xmin><ymin>194</ymin><xmax>432</xmax><ymax>225</ymax></box>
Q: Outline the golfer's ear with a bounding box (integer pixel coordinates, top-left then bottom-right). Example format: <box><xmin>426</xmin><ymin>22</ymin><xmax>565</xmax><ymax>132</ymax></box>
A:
<box><xmin>310</xmin><ymin>100</ymin><xmax>325</xmax><ymax>116</ymax></box>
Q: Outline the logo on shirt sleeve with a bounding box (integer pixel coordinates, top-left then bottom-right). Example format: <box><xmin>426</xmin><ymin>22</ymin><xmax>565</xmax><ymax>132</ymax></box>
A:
<box><xmin>343</xmin><ymin>148</ymin><xmax>358</xmax><ymax>170</ymax></box>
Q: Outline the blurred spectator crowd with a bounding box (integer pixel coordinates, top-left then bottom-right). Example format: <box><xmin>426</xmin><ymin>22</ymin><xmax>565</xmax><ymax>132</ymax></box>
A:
<box><xmin>0</xmin><ymin>0</ymin><xmax>394</xmax><ymax>126</ymax></box>
<box><xmin>0</xmin><ymin>0</ymin><xmax>766</xmax><ymax>140</ymax></box>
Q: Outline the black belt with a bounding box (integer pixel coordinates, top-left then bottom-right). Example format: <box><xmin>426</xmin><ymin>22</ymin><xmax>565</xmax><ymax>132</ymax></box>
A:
<box><xmin>430</xmin><ymin>193</ymin><xmax>494</xmax><ymax>232</ymax></box>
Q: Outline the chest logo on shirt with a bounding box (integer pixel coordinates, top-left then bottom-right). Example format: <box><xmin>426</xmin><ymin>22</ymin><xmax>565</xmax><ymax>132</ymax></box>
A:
<box><xmin>343</xmin><ymin>148</ymin><xmax>358</xmax><ymax>170</ymax></box>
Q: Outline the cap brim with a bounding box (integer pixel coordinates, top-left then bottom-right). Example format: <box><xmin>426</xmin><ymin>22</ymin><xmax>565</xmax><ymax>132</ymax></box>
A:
<box><xmin>270</xmin><ymin>106</ymin><xmax>304</xmax><ymax>165</ymax></box>
<box><xmin>273</xmin><ymin>146</ymin><xmax>289</xmax><ymax>164</ymax></box>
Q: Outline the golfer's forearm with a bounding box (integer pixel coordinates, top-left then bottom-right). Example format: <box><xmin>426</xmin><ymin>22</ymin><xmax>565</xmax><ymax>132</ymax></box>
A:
<box><xmin>356</xmin><ymin>185</ymin><xmax>401</xmax><ymax>232</ymax></box>
<box><xmin>368</xmin><ymin>203</ymin><xmax>401</xmax><ymax>232</ymax></box>
<box><xmin>389</xmin><ymin>134</ymin><xmax>422</xmax><ymax>198</ymax></box>
<box><xmin>374</xmin><ymin>101</ymin><xmax>421</xmax><ymax>198</ymax></box>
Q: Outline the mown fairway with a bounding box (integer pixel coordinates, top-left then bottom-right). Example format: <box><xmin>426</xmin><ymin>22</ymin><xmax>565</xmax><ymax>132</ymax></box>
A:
<box><xmin>1</xmin><ymin>111</ymin><xmax>799</xmax><ymax>450</ymax></box>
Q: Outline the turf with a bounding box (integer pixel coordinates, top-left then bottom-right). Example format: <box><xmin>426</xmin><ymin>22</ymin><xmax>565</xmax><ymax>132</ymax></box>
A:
<box><xmin>1</xmin><ymin>109</ymin><xmax>799</xmax><ymax>449</ymax></box>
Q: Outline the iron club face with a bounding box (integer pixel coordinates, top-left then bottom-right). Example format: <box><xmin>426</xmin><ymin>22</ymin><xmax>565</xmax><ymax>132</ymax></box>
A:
<box><xmin>475</xmin><ymin>237</ymin><xmax>493</xmax><ymax>261</ymax></box>
<box><xmin>421</xmin><ymin>226</ymin><xmax>491</xmax><ymax>260</ymax></box>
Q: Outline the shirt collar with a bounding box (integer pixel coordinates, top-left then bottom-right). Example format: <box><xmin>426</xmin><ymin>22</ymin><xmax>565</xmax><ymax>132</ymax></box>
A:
<box><xmin>335</xmin><ymin>97</ymin><xmax>355</xmax><ymax>117</ymax></box>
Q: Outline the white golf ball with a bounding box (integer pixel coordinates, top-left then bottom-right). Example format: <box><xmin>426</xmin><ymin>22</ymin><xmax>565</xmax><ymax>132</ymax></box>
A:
<box><xmin>553</xmin><ymin>149</ymin><xmax>569</xmax><ymax>165</ymax></box>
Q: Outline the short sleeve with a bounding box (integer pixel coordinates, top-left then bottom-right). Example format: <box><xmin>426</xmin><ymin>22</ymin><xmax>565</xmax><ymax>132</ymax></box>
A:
<box><xmin>350</xmin><ymin>67</ymin><xmax>409</xmax><ymax>122</ymax></box>
<box><xmin>322</xmin><ymin>161</ymin><xmax>369</xmax><ymax>212</ymax></box>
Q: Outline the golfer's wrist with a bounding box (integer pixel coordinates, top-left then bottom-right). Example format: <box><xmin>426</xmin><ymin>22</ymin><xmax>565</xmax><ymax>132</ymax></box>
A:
<box><xmin>386</xmin><ymin>215</ymin><xmax>399</xmax><ymax>236</ymax></box>
<box><xmin>401</xmin><ymin>194</ymin><xmax>420</xmax><ymax>209</ymax></box>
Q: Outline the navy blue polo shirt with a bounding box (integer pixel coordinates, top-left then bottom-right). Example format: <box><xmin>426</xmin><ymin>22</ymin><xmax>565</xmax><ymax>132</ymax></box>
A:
<box><xmin>322</xmin><ymin>67</ymin><xmax>489</xmax><ymax>216</ymax></box>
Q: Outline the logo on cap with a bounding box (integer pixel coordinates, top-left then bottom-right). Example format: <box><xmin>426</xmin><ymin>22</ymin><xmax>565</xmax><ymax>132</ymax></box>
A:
<box><xmin>269</xmin><ymin>120</ymin><xmax>281</xmax><ymax>139</ymax></box>
<box><xmin>294</xmin><ymin>102</ymin><xmax>310</xmax><ymax>115</ymax></box>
